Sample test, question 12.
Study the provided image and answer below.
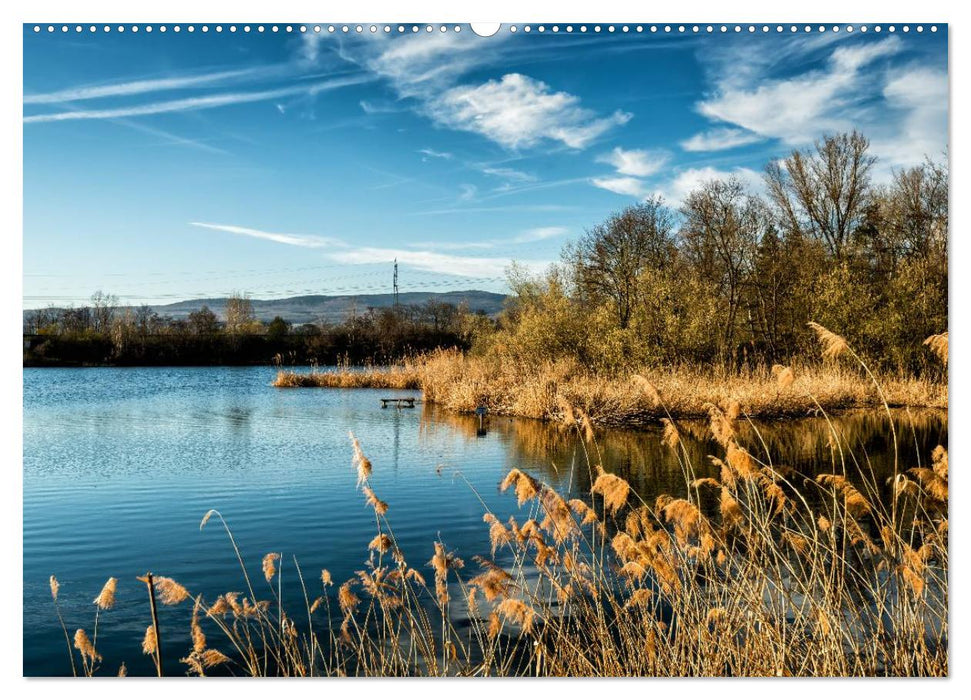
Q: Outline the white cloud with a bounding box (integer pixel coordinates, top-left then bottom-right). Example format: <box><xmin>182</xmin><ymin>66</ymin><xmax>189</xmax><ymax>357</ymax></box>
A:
<box><xmin>359</xmin><ymin>99</ymin><xmax>403</xmax><ymax>115</ymax></box>
<box><xmin>680</xmin><ymin>127</ymin><xmax>763</xmax><ymax>152</ymax></box>
<box><xmin>696</xmin><ymin>38</ymin><xmax>901</xmax><ymax>146</ymax></box>
<box><xmin>24</xmin><ymin>75</ymin><xmax>370</xmax><ymax>124</ymax></box>
<box><xmin>358</xmin><ymin>31</ymin><xmax>494</xmax><ymax>98</ymax></box>
<box><xmin>190</xmin><ymin>222</ymin><xmax>344</xmax><ymax>248</ymax></box>
<box><xmin>329</xmin><ymin>247</ymin><xmax>524</xmax><ymax>278</ymax></box>
<box><xmin>192</xmin><ymin>220</ymin><xmax>556</xmax><ymax>278</ymax></box>
<box><xmin>479</xmin><ymin>166</ymin><xmax>537</xmax><ymax>183</ymax></box>
<box><xmin>23</xmin><ymin>66</ymin><xmax>285</xmax><ymax>104</ymax></box>
<box><xmin>419</xmin><ymin>148</ymin><xmax>453</xmax><ymax>160</ymax></box>
<box><xmin>513</xmin><ymin>226</ymin><xmax>568</xmax><ymax>243</ymax></box>
<box><xmin>408</xmin><ymin>240</ymin><xmax>497</xmax><ymax>251</ymax></box>
<box><xmin>691</xmin><ymin>35</ymin><xmax>947</xmax><ymax>172</ymax></box>
<box><xmin>596</xmin><ymin>147</ymin><xmax>668</xmax><ymax>177</ymax></box>
<box><xmin>336</xmin><ymin>34</ymin><xmax>631</xmax><ymax>151</ymax></box>
<box><xmin>459</xmin><ymin>184</ymin><xmax>478</xmax><ymax>201</ymax></box>
<box><xmin>590</xmin><ymin>176</ymin><xmax>649</xmax><ymax>197</ymax></box>
<box><xmin>872</xmin><ymin>66</ymin><xmax>949</xmax><ymax>169</ymax></box>
<box><xmin>428</xmin><ymin>73</ymin><xmax>632</xmax><ymax>150</ymax></box>
<box><xmin>652</xmin><ymin>167</ymin><xmax>763</xmax><ymax>206</ymax></box>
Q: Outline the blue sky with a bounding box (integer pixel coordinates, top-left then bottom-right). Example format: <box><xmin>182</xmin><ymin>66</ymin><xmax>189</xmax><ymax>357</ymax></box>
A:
<box><xmin>23</xmin><ymin>25</ymin><xmax>948</xmax><ymax>308</ymax></box>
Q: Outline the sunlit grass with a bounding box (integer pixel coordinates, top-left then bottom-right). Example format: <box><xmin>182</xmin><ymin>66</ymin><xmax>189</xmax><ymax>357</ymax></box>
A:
<box><xmin>273</xmin><ymin>345</ymin><xmax>946</xmax><ymax>425</ymax></box>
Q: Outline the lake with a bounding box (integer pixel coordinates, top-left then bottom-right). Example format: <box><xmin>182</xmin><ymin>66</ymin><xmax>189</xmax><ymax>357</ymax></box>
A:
<box><xmin>22</xmin><ymin>366</ymin><xmax>947</xmax><ymax>676</ymax></box>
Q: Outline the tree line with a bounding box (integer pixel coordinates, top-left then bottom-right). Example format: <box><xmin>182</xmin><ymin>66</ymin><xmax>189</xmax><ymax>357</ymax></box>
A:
<box><xmin>23</xmin><ymin>292</ymin><xmax>491</xmax><ymax>366</ymax></box>
<box><xmin>484</xmin><ymin>132</ymin><xmax>947</xmax><ymax>375</ymax></box>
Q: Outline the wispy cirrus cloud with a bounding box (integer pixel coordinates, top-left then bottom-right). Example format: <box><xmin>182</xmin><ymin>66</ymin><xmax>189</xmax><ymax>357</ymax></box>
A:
<box><xmin>23</xmin><ymin>65</ymin><xmax>287</xmax><ymax>104</ymax></box>
<box><xmin>190</xmin><ymin>222</ymin><xmax>345</xmax><ymax>248</ymax></box>
<box><xmin>409</xmin><ymin>226</ymin><xmax>569</xmax><ymax>251</ymax></box>
<box><xmin>24</xmin><ymin>75</ymin><xmax>371</xmax><ymax>124</ymax></box>
<box><xmin>514</xmin><ymin>226</ymin><xmax>567</xmax><ymax>243</ymax></box>
<box><xmin>419</xmin><ymin>148</ymin><xmax>453</xmax><ymax>160</ymax></box>
<box><xmin>329</xmin><ymin>247</ymin><xmax>537</xmax><ymax>278</ymax></box>
<box><xmin>478</xmin><ymin>166</ymin><xmax>537</xmax><ymax>183</ymax></box>
<box><xmin>192</xmin><ymin>221</ymin><xmax>560</xmax><ymax>278</ymax></box>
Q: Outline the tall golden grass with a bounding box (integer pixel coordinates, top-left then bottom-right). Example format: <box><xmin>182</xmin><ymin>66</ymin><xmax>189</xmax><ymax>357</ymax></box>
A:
<box><xmin>273</xmin><ymin>343</ymin><xmax>946</xmax><ymax>426</ymax></box>
<box><xmin>52</xmin><ymin>325</ymin><xmax>947</xmax><ymax>676</ymax></box>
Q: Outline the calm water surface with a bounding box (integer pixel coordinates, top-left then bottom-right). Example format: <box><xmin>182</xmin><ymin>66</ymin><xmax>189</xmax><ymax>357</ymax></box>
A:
<box><xmin>23</xmin><ymin>366</ymin><xmax>947</xmax><ymax>676</ymax></box>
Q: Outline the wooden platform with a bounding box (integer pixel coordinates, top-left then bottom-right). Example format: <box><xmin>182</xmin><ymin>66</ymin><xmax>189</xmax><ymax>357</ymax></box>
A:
<box><xmin>381</xmin><ymin>397</ymin><xmax>416</xmax><ymax>408</ymax></box>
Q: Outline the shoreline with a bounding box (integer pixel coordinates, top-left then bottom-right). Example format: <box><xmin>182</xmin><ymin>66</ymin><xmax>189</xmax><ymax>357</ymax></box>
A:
<box><xmin>272</xmin><ymin>352</ymin><xmax>947</xmax><ymax>427</ymax></box>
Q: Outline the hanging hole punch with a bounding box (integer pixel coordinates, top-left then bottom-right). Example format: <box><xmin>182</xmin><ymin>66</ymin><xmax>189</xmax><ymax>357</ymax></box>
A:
<box><xmin>470</xmin><ymin>23</ymin><xmax>501</xmax><ymax>37</ymax></box>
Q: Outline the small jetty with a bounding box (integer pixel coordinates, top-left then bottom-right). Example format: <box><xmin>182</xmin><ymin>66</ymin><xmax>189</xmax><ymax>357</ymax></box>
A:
<box><xmin>381</xmin><ymin>397</ymin><xmax>417</xmax><ymax>408</ymax></box>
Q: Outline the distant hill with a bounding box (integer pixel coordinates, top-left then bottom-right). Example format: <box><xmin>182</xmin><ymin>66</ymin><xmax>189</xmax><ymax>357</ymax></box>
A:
<box><xmin>28</xmin><ymin>290</ymin><xmax>508</xmax><ymax>325</ymax></box>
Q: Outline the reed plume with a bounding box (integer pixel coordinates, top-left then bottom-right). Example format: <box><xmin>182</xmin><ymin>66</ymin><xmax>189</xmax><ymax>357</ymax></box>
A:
<box><xmin>92</xmin><ymin>577</ymin><xmax>117</xmax><ymax>610</ymax></box>
<box><xmin>141</xmin><ymin>625</ymin><xmax>157</xmax><ymax>655</ymax></box>
<box><xmin>660</xmin><ymin>418</ymin><xmax>680</xmax><ymax>450</ymax></box>
<box><xmin>772</xmin><ymin>364</ymin><xmax>795</xmax><ymax>389</ymax></box>
<box><xmin>591</xmin><ymin>468</ymin><xmax>630</xmax><ymax>515</ymax></box>
<box><xmin>429</xmin><ymin>542</ymin><xmax>464</xmax><ymax>606</ymax></box>
<box><xmin>704</xmin><ymin>402</ymin><xmax>736</xmax><ymax>447</ymax></box>
<box><xmin>363</xmin><ymin>487</ymin><xmax>389</xmax><ymax>516</ymax></box>
<box><xmin>816</xmin><ymin>474</ymin><xmax>872</xmax><ymax>517</ymax></box>
<box><xmin>73</xmin><ymin>628</ymin><xmax>100</xmax><ymax>664</ymax></box>
<box><xmin>337</xmin><ymin>581</ymin><xmax>360</xmax><ymax>614</ymax></box>
<box><xmin>808</xmin><ymin>322</ymin><xmax>849</xmax><ymax>360</ymax></box>
<box><xmin>483</xmin><ymin>513</ymin><xmax>513</xmax><ymax>554</ymax></box>
<box><xmin>262</xmin><ymin>552</ymin><xmax>280</xmax><ymax>583</ymax></box>
<box><xmin>500</xmin><ymin>468</ymin><xmax>540</xmax><ymax>506</ymax></box>
<box><xmin>631</xmin><ymin>374</ymin><xmax>661</xmax><ymax>407</ymax></box>
<box><xmin>154</xmin><ymin>576</ymin><xmax>190</xmax><ymax>605</ymax></box>
<box><xmin>924</xmin><ymin>332</ymin><xmax>948</xmax><ymax>366</ymax></box>
<box><xmin>495</xmin><ymin>598</ymin><xmax>535</xmax><ymax>634</ymax></box>
<box><xmin>350</xmin><ymin>432</ymin><xmax>372</xmax><ymax>485</ymax></box>
<box><xmin>190</xmin><ymin>595</ymin><xmax>206</xmax><ymax>653</ymax></box>
<box><xmin>368</xmin><ymin>533</ymin><xmax>395</xmax><ymax>554</ymax></box>
<box><xmin>469</xmin><ymin>557</ymin><xmax>515</xmax><ymax>601</ymax></box>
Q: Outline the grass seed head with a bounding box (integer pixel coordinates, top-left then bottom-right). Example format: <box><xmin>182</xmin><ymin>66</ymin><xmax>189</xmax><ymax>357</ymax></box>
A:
<box><xmin>592</xmin><ymin>469</ymin><xmax>631</xmax><ymax>515</ymax></box>
<box><xmin>808</xmin><ymin>322</ymin><xmax>850</xmax><ymax>360</ymax></box>
<box><xmin>141</xmin><ymin>625</ymin><xmax>158</xmax><ymax>655</ymax></box>
<box><xmin>93</xmin><ymin>577</ymin><xmax>117</xmax><ymax>610</ymax></box>
<box><xmin>73</xmin><ymin>628</ymin><xmax>101</xmax><ymax>663</ymax></box>
<box><xmin>923</xmin><ymin>332</ymin><xmax>948</xmax><ymax>365</ymax></box>
<box><xmin>154</xmin><ymin>576</ymin><xmax>190</xmax><ymax>605</ymax></box>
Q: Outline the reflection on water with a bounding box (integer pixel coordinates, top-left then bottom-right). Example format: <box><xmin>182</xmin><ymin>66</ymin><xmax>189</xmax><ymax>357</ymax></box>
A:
<box><xmin>23</xmin><ymin>367</ymin><xmax>945</xmax><ymax>676</ymax></box>
<box><xmin>421</xmin><ymin>404</ymin><xmax>947</xmax><ymax>505</ymax></box>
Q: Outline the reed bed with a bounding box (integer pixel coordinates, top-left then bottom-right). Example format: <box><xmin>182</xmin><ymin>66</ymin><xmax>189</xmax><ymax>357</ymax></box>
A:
<box><xmin>273</xmin><ymin>346</ymin><xmax>946</xmax><ymax>426</ymax></box>
<box><xmin>54</xmin><ymin>325</ymin><xmax>947</xmax><ymax>677</ymax></box>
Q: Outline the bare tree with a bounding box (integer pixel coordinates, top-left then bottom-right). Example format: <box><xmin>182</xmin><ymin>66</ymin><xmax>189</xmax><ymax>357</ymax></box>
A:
<box><xmin>766</xmin><ymin>131</ymin><xmax>875</xmax><ymax>260</ymax></box>
<box><xmin>187</xmin><ymin>306</ymin><xmax>219</xmax><ymax>335</ymax></box>
<box><xmin>224</xmin><ymin>292</ymin><xmax>256</xmax><ymax>334</ymax></box>
<box><xmin>90</xmin><ymin>290</ymin><xmax>118</xmax><ymax>334</ymax></box>
<box><xmin>680</xmin><ymin>177</ymin><xmax>763</xmax><ymax>358</ymax></box>
<box><xmin>884</xmin><ymin>157</ymin><xmax>949</xmax><ymax>262</ymax></box>
<box><xmin>570</xmin><ymin>198</ymin><xmax>675</xmax><ymax>329</ymax></box>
